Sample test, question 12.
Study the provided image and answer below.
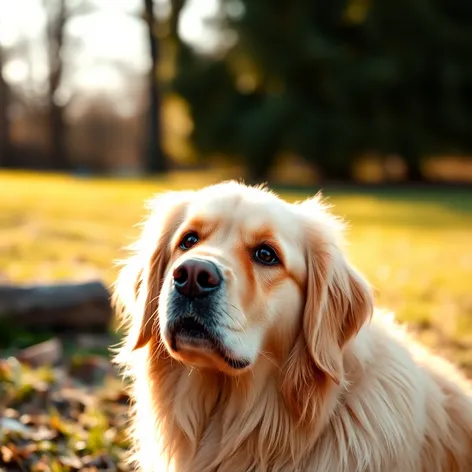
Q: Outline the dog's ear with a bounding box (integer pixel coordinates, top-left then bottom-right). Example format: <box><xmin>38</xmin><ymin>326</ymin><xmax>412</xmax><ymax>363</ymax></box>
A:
<box><xmin>301</xmin><ymin>232</ymin><xmax>373</xmax><ymax>384</ymax></box>
<box><xmin>282</xmin><ymin>196</ymin><xmax>373</xmax><ymax>423</ymax></box>
<box><xmin>112</xmin><ymin>191</ymin><xmax>193</xmax><ymax>352</ymax></box>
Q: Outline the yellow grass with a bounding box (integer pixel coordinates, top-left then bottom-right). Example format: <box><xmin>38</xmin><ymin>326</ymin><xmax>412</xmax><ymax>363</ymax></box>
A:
<box><xmin>1</xmin><ymin>171</ymin><xmax>472</xmax><ymax>374</ymax></box>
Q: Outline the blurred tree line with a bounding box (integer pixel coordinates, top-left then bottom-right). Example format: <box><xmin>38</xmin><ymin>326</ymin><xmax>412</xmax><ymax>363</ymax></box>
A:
<box><xmin>1</xmin><ymin>0</ymin><xmax>472</xmax><ymax>182</ymax></box>
<box><xmin>0</xmin><ymin>0</ymin><xmax>164</xmax><ymax>174</ymax></box>
<box><xmin>170</xmin><ymin>0</ymin><xmax>472</xmax><ymax>181</ymax></box>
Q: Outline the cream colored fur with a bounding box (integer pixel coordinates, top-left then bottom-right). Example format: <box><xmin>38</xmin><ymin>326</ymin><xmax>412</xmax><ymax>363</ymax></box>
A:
<box><xmin>113</xmin><ymin>181</ymin><xmax>472</xmax><ymax>472</ymax></box>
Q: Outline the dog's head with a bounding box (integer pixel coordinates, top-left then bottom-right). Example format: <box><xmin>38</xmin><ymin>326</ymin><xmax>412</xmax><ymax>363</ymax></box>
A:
<box><xmin>114</xmin><ymin>182</ymin><xmax>373</xmax><ymax>398</ymax></box>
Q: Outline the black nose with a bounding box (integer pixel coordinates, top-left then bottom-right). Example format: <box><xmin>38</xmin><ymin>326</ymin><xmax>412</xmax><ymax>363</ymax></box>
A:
<box><xmin>173</xmin><ymin>259</ymin><xmax>222</xmax><ymax>298</ymax></box>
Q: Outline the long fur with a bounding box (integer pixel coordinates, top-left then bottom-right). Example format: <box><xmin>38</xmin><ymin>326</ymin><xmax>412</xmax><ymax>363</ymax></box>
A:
<box><xmin>112</xmin><ymin>182</ymin><xmax>472</xmax><ymax>472</ymax></box>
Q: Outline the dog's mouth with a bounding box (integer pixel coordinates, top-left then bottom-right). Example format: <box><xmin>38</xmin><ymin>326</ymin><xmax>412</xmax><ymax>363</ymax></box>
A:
<box><xmin>168</xmin><ymin>317</ymin><xmax>250</xmax><ymax>370</ymax></box>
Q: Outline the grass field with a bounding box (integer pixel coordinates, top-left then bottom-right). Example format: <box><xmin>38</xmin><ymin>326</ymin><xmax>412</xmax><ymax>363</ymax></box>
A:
<box><xmin>1</xmin><ymin>170</ymin><xmax>472</xmax><ymax>470</ymax></box>
<box><xmin>2</xmin><ymin>171</ymin><xmax>472</xmax><ymax>365</ymax></box>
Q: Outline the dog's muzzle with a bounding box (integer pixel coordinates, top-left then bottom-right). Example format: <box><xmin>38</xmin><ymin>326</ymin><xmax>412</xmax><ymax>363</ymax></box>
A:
<box><xmin>163</xmin><ymin>258</ymin><xmax>250</xmax><ymax>370</ymax></box>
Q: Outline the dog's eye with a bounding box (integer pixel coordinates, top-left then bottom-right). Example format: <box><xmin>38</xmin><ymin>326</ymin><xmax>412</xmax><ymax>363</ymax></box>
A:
<box><xmin>254</xmin><ymin>245</ymin><xmax>280</xmax><ymax>266</ymax></box>
<box><xmin>180</xmin><ymin>232</ymin><xmax>199</xmax><ymax>250</ymax></box>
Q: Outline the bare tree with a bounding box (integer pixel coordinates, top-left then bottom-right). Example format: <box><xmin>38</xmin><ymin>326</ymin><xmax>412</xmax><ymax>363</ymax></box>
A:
<box><xmin>0</xmin><ymin>46</ymin><xmax>11</xmax><ymax>167</ymax></box>
<box><xmin>45</xmin><ymin>0</ymin><xmax>68</xmax><ymax>170</ymax></box>
<box><xmin>169</xmin><ymin>0</ymin><xmax>186</xmax><ymax>43</ymax></box>
<box><xmin>144</xmin><ymin>0</ymin><xmax>167</xmax><ymax>173</ymax></box>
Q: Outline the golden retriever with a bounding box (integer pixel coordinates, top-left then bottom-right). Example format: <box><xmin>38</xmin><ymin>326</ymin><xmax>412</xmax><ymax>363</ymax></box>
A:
<box><xmin>113</xmin><ymin>181</ymin><xmax>472</xmax><ymax>472</ymax></box>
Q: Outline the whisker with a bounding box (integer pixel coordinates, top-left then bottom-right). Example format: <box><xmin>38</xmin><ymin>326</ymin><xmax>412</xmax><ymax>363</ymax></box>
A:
<box><xmin>259</xmin><ymin>350</ymin><xmax>279</xmax><ymax>370</ymax></box>
<box><xmin>139</xmin><ymin>291</ymin><xmax>161</xmax><ymax>335</ymax></box>
<box><xmin>220</xmin><ymin>305</ymin><xmax>246</xmax><ymax>333</ymax></box>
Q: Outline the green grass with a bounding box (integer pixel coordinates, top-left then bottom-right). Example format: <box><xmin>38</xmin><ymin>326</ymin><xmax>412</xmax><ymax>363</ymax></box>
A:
<box><xmin>1</xmin><ymin>171</ymin><xmax>471</xmax><ymax>470</ymax></box>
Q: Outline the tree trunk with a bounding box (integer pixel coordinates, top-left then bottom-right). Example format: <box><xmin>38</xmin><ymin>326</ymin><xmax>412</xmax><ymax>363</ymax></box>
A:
<box><xmin>169</xmin><ymin>0</ymin><xmax>186</xmax><ymax>42</ymax></box>
<box><xmin>49</xmin><ymin>100</ymin><xmax>67</xmax><ymax>170</ymax></box>
<box><xmin>400</xmin><ymin>145</ymin><xmax>424</xmax><ymax>182</ymax></box>
<box><xmin>319</xmin><ymin>159</ymin><xmax>353</xmax><ymax>182</ymax></box>
<box><xmin>47</xmin><ymin>0</ymin><xmax>69</xmax><ymax>170</ymax></box>
<box><xmin>403</xmin><ymin>155</ymin><xmax>424</xmax><ymax>182</ymax></box>
<box><xmin>0</xmin><ymin>47</ymin><xmax>12</xmax><ymax>168</ymax></box>
<box><xmin>144</xmin><ymin>0</ymin><xmax>167</xmax><ymax>173</ymax></box>
<box><xmin>246</xmin><ymin>152</ymin><xmax>274</xmax><ymax>184</ymax></box>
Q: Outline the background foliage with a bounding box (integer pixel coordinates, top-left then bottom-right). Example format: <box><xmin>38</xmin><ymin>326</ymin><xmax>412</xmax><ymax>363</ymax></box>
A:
<box><xmin>1</xmin><ymin>0</ymin><xmax>472</xmax><ymax>181</ymax></box>
<box><xmin>172</xmin><ymin>0</ymin><xmax>472</xmax><ymax>179</ymax></box>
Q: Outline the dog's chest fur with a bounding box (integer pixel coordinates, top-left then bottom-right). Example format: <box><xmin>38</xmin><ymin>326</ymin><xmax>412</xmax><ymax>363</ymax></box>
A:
<box><xmin>131</xmin><ymin>322</ymin><xmax>472</xmax><ymax>472</ymax></box>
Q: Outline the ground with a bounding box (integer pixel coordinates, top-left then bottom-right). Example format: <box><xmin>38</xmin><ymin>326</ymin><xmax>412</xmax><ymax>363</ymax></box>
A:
<box><xmin>1</xmin><ymin>171</ymin><xmax>471</xmax><ymax>471</ymax></box>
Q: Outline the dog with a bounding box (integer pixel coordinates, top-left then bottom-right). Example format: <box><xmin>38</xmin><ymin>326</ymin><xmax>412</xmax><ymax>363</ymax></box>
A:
<box><xmin>113</xmin><ymin>181</ymin><xmax>472</xmax><ymax>471</ymax></box>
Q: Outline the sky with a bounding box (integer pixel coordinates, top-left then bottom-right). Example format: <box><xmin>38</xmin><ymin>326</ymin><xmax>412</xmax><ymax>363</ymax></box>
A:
<box><xmin>0</xmin><ymin>0</ymin><xmax>221</xmax><ymax>114</ymax></box>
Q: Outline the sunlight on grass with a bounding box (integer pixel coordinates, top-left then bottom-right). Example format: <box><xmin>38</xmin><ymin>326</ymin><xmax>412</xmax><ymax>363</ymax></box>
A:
<box><xmin>1</xmin><ymin>171</ymin><xmax>472</xmax><ymax>372</ymax></box>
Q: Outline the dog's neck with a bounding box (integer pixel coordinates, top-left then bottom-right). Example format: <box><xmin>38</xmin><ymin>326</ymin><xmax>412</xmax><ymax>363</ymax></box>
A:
<box><xmin>140</xmin><ymin>340</ymin><xmax>343</xmax><ymax>472</ymax></box>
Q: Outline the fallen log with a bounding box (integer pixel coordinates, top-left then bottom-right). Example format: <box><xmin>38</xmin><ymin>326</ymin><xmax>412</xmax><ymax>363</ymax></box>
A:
<box><xmin>0</xmin><ymin>281</ymin><xmax>112</xmax><ymax>332</ymax></box>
